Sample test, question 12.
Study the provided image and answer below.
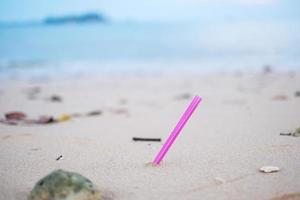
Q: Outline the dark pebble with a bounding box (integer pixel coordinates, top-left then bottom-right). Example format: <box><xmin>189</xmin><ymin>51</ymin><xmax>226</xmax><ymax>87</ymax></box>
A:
<box><xmin>86</xmin><ymin>110</ymin><xmax>102</xmax><ymax>116</ymax></box>
<box><xmin>50</xmin><ymin>95</ymin><xmax>62</xmax><ymax>102</ymax></box>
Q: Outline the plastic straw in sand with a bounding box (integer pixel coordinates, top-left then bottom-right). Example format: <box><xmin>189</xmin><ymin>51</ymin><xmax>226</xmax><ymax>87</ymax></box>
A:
<box><xmin>153</xmin><ymin>95</ymin><xmax>202</xmax><ymax>165</ymax></box>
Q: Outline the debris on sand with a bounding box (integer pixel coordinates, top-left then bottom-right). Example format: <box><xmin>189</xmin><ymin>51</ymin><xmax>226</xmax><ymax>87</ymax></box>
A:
<box><xmin>49</xmin><ymin>95</ymin><xmax>63</xmax><ymax>102</ymax></box>
<box><xmin>295</xmin><ymin>91</ymin><xmax>300</xmax><ymax>97</ymax></box>
<box><xmin>28</xmin><ymin>169</ymin><xmax>101</xmax><ymax>200</ymax></box>
<box><xmin>2</xmin><ymin>112</ymin><xmax>58</xmax><ymax>125</ymax></box>
<box><xmin>5</xmin><ymin>112</ymin><xmax>27</xmax><ymax>120</ymax></box>
<box><xmin>175</xmin><ymin>93</ymin><xmax>192</xmax><ymax>100</ymax></box>
<box><xmin>2</xmin><ymin>111</ymin><xmax>28</xmax><ymax>125</ymax></box>
<box><xmin>57</xmin><ymin>114</ymin><xmax>71</xmax><ymax>122</ymax></box>
<box><xmin>272</xmin><ymin>95</ymin><xmax>288</xmax><ymax>101</ymax></box>
<box><xmin>280</xmin><ymin>127</ymin><xmax>300</xmax><ymax>137</ymax></box>
<box><xmin>1</xmin><ymin>112</ymin><xmax>58</xmax><ymax>126</ymax></box>
<box><xmin>56</xmin><ymin>155</ymin><xmax>63</xmax><ymax>161</ymax></box>
<box><xmin>1</xmin><ymin>109</ymin><xmax>103</xmax><ymax>126</ymax></box>
<box><xmin>280</xmin><ymin>132</ymin><xmax>293</xmax><ymax>136</ymax></box>
<box><xmin>36</xmin><ymin>116</ymin><xmax>56</xmax><ymax>124</ymax></box>
<box><xmin>86</xmin><ymin>110</ymin><xmax>102</xmax><ymax>116</ymax></box>
<box><xmin>259</xmin><ymin>166</ymin><xmax>280</xmax><ymax>173</ymax></box>
<box><xmin>294</xmin><ymin>127</ymin><xmax>300</xmax><ymax>137</ymax></box>
<box><xmin>132</xmin><ymin>137</ymin><xmax>161</xmax><ymax>142</ymax></box>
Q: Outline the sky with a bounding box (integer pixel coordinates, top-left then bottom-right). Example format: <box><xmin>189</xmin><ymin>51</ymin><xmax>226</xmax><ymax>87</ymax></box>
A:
<box><xmin>0</xmin><ymin>0</ymin><xmax>299</xmax><ymax>22</ymax></box>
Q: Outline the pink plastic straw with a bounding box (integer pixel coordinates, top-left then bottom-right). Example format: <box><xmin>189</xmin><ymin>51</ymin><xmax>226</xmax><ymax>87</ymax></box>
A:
<box><xmin>153</xmin><ymin>95</ymin><xmax>202</xmax><ymax>165</ymax></box>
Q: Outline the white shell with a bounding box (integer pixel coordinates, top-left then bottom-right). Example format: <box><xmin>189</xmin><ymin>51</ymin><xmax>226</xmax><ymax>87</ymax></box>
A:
<box><xmin>259</xmin><ymin>166</ymin><xmax>280</xmax><ymax>173</ymax></box>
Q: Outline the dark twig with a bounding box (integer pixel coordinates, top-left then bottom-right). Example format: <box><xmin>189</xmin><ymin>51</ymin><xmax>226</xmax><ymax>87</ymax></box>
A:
<box><xmin>280</xmin><ymin>132</ymin><xmax>292</xmax><ymax>136</ymax></box>
<box><xmin>56</xmin><ymin>155</ymin><xmax>63</xmax><ymax>161</ymax></box>
<box><xmin>132</xmin><ymin>137</ymin><xmax>161</xmax><ymax>142</ymax></box>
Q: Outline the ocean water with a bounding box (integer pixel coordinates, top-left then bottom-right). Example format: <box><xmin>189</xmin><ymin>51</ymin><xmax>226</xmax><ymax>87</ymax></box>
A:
<box><xmin>0</xmin><ymin>20</ymin><xmax>299</xmax><ymax>78</ymax></box>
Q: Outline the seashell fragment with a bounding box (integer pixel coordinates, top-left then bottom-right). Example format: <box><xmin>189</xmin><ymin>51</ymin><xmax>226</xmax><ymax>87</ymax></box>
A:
<box><xmin>259</xmin><ymin>166</ymin><xmax>280</xmax><ymax>173</ymax></box>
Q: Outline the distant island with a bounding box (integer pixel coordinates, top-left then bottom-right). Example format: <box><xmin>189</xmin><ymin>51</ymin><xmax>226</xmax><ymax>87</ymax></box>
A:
<box><xmin>44</xmin><ymin>13</ymin><xmax>107</xmax><ymax>25</ymax></box>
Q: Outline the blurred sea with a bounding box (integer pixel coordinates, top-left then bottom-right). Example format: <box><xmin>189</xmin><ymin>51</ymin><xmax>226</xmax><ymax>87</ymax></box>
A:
<box><xmin>0</xmin><ymin>20</ymin><xmax>299</xmax><ymax>78</ymax></box>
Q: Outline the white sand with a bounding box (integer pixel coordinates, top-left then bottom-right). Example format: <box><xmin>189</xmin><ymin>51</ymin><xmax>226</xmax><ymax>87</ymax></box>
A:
<box><xmin>0</xmin><ymin>72</ymin><xmax>300</xmax><ymax>200</ymax></box>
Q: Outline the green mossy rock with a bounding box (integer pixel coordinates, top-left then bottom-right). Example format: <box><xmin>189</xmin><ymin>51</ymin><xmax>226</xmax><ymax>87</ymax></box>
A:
<box><xmin>294</xmin><ymin>127</ymin><xmax>300</xmax><ymax>137</ymax></box>
<box><xmin>28</xmin><ymin>169</ymin><xmax>101</xmax><ymax>200</ymax></box>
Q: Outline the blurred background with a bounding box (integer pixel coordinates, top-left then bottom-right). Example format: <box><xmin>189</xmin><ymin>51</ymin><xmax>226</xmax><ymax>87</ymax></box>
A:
<box><xmin>0</xmin><ymin>0</ymin><xmax>299</xmax><ymax>78</ymax></box>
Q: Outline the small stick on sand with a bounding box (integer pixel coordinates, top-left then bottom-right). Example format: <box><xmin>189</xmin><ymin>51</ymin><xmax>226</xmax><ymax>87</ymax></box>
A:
<box><xmin>280</xmin><ymin>132</ymin><xmax>292</xmax><ymax>136</ymax></box>
<box><xmin>132</xmin><ymin>137</ymin><xmax>161</xmax><ymax>142</ymax></box>
<box><xmin>56</xmin><ymin>155</ymin><xmax>63</xmax><ymax>161</ymax></box>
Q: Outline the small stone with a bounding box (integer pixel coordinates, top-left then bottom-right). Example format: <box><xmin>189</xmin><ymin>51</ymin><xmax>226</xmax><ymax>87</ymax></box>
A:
<box><xmin>259</xmin><ymin>166</ymin><xmax>280</xmax><ymax>173</ymax></box>
<box><xmin>295</xmin><ymin>91</ymin><xmax>300</xmax><ymax>97</ymax></box>
<box><xmin>86</xmin><ymin>110</ymin><xmax>102</xmax><ymax>116</ymax></box>
<box><xmin>28</xmin><ymin>169</ymin><xmax>101</xmax><ymax>200</ymax></box>
<box><xmin>50</xmin><ymin>95</ymin><xmax>62</xmax><ymax>102</ymax></box>
<box><xmin>175</xmin><ymin>93</ymin><xmax>192</xmax><ymax>100</ymax></box>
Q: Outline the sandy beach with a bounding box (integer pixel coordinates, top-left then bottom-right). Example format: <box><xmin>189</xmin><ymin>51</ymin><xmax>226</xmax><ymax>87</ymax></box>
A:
<box><xmin>0</xmin><ymin>72</ymin><xmax>300</xmax><ymax>200</ymax></box>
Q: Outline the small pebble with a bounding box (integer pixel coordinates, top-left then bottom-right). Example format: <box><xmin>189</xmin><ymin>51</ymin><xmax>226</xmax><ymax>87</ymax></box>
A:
<box><xmin>175</xmin><ymin>93</ymin><xmax>192</xmax><ymax>100</ymax></box>
<box><xmin>50</xmin><ymin>95</ymin><xmax>62</xmax><ymax>102</ymax></box>
<box><xmin>87</xmin><ymin>110</ymin><xmax>102</xmax><ymax>116</ymax></box>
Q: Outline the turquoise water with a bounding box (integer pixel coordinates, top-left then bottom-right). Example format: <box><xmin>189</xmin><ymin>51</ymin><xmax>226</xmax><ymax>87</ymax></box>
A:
<box><xmin>0</xmin><ymin>20</ymin><xmax>300</xmax><ymax>77</ymax></box>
